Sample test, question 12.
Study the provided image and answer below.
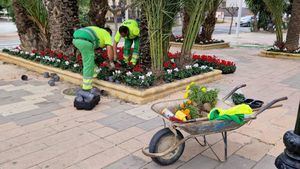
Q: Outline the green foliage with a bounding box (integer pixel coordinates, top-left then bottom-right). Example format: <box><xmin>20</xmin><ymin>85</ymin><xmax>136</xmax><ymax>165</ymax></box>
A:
<box><xmin>231</xmin><ymin>93</ymin><xmax>246</xmax><ymax>105</ymax></box>
<box><xmin>185</xmin><ymin>82</ymin><xmax>219</xmax><ymax>107</ymax></box>
<box><xmin>19</xmin><ymin>0</ymin><xmax>48</xmax><ymax>33</ymax></box>
<box><xmin>181</xmin><ymin>0</ymin><xmax>214</xmax><ymax>57</ymax></box>
<box><xmin>263</xmin><ymin>0</ymin><xmax>285</xmax><ymax>43</ymax></box>
<box><xmin>78</xmin><ymin>0</ymin><xmax>90</xmax><ymax>26</ymax></box>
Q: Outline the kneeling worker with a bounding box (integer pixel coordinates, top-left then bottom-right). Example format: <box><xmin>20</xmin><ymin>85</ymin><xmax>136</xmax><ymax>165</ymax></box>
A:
<box><xmin>113</xmin><ymin>19</ymin><xmax>140</xmax><ymax>65</ymax></box>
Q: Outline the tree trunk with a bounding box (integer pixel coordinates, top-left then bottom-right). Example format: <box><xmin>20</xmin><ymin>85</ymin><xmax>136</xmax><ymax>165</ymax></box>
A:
<box><xmin>253</xmin><ymin>14</ymin><xmax>258</xmax><ymax>32</ymax></box>
<box><xmin>285</xmin><ymin>0</ymin><xmax>300</xmax><ymax>51</ymax></box>
<box><xmin>229</xmin><ymin>15</ymin><xmax>233</xmax><ymax>34</ymax></box>
<box><xmin>182</xmin><ymin>7</ymin><xmax>190</xmax><ymax>37</ymax></box>
<box><xmin>45</xmin><ymin>0</ymin><xmax>79</xmax><ymax>55</ymax></box>
<box><xmin>88</xmin><ymin>0</ymin><xmax>108</xmax><ymax>27</ymax></box>
<box><xmin>199</xmin><ymin>0</ymin><xmax>219</xmax><ymax>42</ymax></box>
<box><xmin>139</xmin><ymin>8</ymin><xmax>151</xmax><ymax>68</ymax></box>
<box><xmin>12</xmin><ymin>0</ymin><xmax>48</xmax><ymax>51</ymax></box>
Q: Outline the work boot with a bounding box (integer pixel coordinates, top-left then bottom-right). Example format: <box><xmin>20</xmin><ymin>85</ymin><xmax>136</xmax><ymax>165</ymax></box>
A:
<box><xmin>123</xmin><ymin>56</ymin><xmax>129</xmax><ymax>64</ymax></box>
<box><xmin>76</xmin><ymin>89</ymin><xmax>95</xmax><ymax>103</ymax></box>
<box><xmin>130</xmin><ymin>54</ymin><xmax>139</xmax><ymax>65</ymax></box>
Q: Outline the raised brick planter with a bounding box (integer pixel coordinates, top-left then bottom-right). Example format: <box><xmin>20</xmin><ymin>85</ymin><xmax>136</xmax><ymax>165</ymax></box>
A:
<box><xmin>170</xmin><ymin>42</ymin><xmax>230</xmax><ymax>50</ymax></box>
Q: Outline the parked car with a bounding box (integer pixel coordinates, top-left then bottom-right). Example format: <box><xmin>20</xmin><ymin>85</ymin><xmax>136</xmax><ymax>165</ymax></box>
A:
<box><xmin>236</xmin><ymin>15</ymin><xmax>253</xmax><ymax>27</ymax></box>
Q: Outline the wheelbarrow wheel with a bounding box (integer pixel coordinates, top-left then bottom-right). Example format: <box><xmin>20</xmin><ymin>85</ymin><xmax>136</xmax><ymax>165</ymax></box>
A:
<box><xmin>149</xmin><ymin>128</ymin><xmax>185</xmax><ymax>166</ymax></box>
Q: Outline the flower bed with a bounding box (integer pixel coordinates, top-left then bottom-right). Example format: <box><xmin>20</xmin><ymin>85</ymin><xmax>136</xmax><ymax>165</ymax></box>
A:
<box><xmin>260</xmin><ymin>49</ymin><xmax>300</xmax><ymax>59</ymax></box>
<box><xmin>174</xmin><ymin>35</ymin><xmax>225</xmax><ymax>45</ymax></box>
<box><xmin>0</xmin><ymin>51</ymin><xmax>222</xmax><ymax>104</ymax></box>
<box><xmin>2</xmin><ymin>47</ymin><xmax>236</xmax><ymax>88</ymax></box>
<box><xmin>267</xmin><ymin>45</ymin><xmax>300</xmax><ymax>54</ymax></box>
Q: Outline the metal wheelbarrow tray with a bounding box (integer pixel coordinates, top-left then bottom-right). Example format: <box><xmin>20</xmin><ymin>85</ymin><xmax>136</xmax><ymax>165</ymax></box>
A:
<box><xmin>142</xmin><ymin>84</ymin><xmax>288</xmax><ymax>166</ymax></box>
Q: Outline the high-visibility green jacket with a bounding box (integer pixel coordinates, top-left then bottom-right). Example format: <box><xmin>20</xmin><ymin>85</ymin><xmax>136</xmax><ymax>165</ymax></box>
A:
<box><xmin>114</xmin><ymin>19</ymin><xmax>140</xmax><ymax>43</ymax></box>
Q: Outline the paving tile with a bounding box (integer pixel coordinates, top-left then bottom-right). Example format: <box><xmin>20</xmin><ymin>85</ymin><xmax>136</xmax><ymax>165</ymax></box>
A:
<box><xmin>180</xmin><ymin>139</ymin><xmax>208</xmax><ymax>162</ymax></box>
<box><xmin>108</xmin><ymin>116</ymin><xmax>145</xmax><ymax>131</ymax></box>
<box><xmin>91</xmin><ymin>127</ymin><xmax>118</xmax><ymax>138</ymax></box>
<box><xmin>136</xmin><ymin>117</ymin><xmax>163</xmax><ymax>131</ymax></box>
<box><xmin>236</xmin><ymin>138</ymin><xmax>273</xmax><ymax>161</ymax></box>
<box><xmin>214</xmin><ymin>155</ymin><xmax>256</xmax><ymax>169</ymax></box>
<box><xmin>101</xmin><ymin>104</ymin><xmax>134</xmax><ymax>115</ymax></box>
<box><xmin>252</xmin><ymin>155</ymin><xmax>277</xmax><ymax>169</ymax></box>
<box><xmin>178</xmin><ymin>155</ymin><xmax>220</xmax><ymax>169</ymax></box>
<box><xmin>105</xmin><ymin>127</ymin><xmax>145</xmax><ymax>145</ymax></box>
<box><xmin>78</xmin><ymin>122</ymin><xmax>104</xmax><ymax>131</ymax></box>
<box><xmin>118</xmin><ymin>138</ymin><xmax>143</xmax><ymax>153</ymax></box>
<box><xmin>103</xmin><ymin>155</ymin><xmax>148</xmax><ymax>169</ymax></box>
<box><xmin>38</xmin><ymin>139</ymin><xmax>113</xmax><ymax>169</ymax></box>
<box><xmin>268</xmin><ymin>139</ymin><xmax>284</xmax><ymax>157</ymax></box>
<box><xmin>0</xmin><ymin>130</ymin><xmax>98</xmax><ymax>169</ymax></box>
<box><xmin>96</xmin><ymin>112</ymin><xmax>134</xmax><ymax>126</ymax></box>
<box><xmin>202</xmin><ymin>140</ymin><xmax>243</xmax><ymax>161</ymax></box>
<box><xmin>15</xmin><ymin>113</ymin><xmax>57</xmax><ymax>126</ymax></box>
<box><xmin>77</xmin><ymin>146</ymin><xmax>130</xmax><ymax>169</ymax></box>
<box><xmin>0</xmin><ymin>115</ymin><xmax>9</xmax><ymax>125</ymax></box>
<box><xmin>140</xmin><ymin>160</ymin><xmax>185</xmax><ymax>169</ymax></box>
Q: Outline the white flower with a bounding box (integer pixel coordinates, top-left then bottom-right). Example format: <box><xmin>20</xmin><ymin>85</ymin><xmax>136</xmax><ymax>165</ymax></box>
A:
<box><xmin>167</xmin><ymin>69</ymin><xmax>173</xmax><ymax>74</ymax></box>
<box><xmin>126</xmin><ymin>71</ymin><xmax>132</xmax><ymax>76</ymax></box>
<box><xmin>56</xmin><ymin>59</ymin><xmax>61</xmax><ymax>63</ymax></box>
<box><xmin>193</xmin><ymin>63</ymin><xmax>199</xmax><ymax>68</ymax></box>
<box><xmin>283</xmin><ymin>48</ymin><xmax>287</xmax><ymax>51</ymax></box>
<box><xmin>51</xmin><ymin>58</ymin><xmax>56</xmax><ymax>62</ymax></box>
<box><xmin>20</xmin><ymin>51</ymin><xmax>24</xmax><ymax>54</ymax></box>
<box><xmin>170</xmin><ymin>59</ymin><xmax>175</xmax><ymax>63</ymax></box>
<box><xmin>114</xmin><ymin>70</ymin><xmax>121</xmax><ymax>74</ymax></box>
<box><xmin>139</xmin><ymin>75</ymin><xmax>145</xmax><ymax>80</ymax></box>
<box><xmin>74</xmin><ymin>64</ymin><xmax>79</xmax><ymax>68</ymax></box>
<box><xmin>25</xmin><ymin>51</ymin><xmax>29</xmax><ymax>55</ymax></box>
<box><xmin>200</xmin><ymin>65</ymin><xmax>207</xmax><ymax>69</ymax></box>
<box><xmin>174</xmin><ymin>68</ymin><xmax>179</xmax><ymax>72</ymax></box>
<box><xmin>146</xmin><ymin>72</ymin><xmax>152</xmax><ymax>77</ymax></box>
<box><xmin>185</xmin><ymin>65</ymin><xmax>192</xmax><ymax>69</ymax></box>
<box><xmin>36</xmin><ymin>55</ymin><xmax>40</xmax><ymax>59</ymax></box>
<box><xmin>30</xmin><ymin>53</ymin><xmax>35</xmax><ymax>56</ymax></box>
<box><xmin>65</xmin><ymin>61</ymin><xmax>70</xmax><ymax>65</ymax></box>
<box><xmin>209</xmin><ymin>67</ymin><xmax>213</xmax><ymax>70</ymax></box>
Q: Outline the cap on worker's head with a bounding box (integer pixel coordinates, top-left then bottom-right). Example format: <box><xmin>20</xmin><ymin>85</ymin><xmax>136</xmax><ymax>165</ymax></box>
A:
<box><xmin>119</xmin><ymin>26</ymin><xmax>129</xmax><ymax>36</ymax></box>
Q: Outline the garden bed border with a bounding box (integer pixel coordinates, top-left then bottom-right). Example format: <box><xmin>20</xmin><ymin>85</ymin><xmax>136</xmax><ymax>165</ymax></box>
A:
<box><xmin>170</xmin><ymin>42</ymin><xmax>230</xmax><ymax>50</ymax></box>
<box><xmin>260</xmin><ymin>50</ymin><xmax>300</xmax><ymax>59</ymax></box>
<box><xmin>0</xmin><ymin>52</ymin><xmax>222</xmax><ymax>104</ymax></box>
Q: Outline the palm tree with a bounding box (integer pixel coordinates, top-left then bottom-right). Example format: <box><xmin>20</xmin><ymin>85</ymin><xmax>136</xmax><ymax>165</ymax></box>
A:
<box><xmin>263</xmin><ymin>0</ymin><xmax>285</xmax><ymax>45</ymax></box>
<box><xmin>199</xmin><ymin>0</ymin><xmax>222</xmax><ymax>41</ymax></box>
<box><xmin>43</xmin><ymin>0</ymin><xmax>80</xmax><ymax>55</ymax></box>
<box><xmin>181</xmin><ymin>0</ymin><xmax>213</xmax><ymax>58</ymax></box>
<box><xmin>285</xmin><ymin>0</ymin><xmax>300</xmax><ymax>51</ymax></box>
<box><xmin>12</xmin><ymin>0</ymin><xmax>49</xmax><ymax>51</ymax></box>
<box><xmin>88</xmin><ymin>0</ymin><xmax>108</xmax><ymax>27</ymax></box>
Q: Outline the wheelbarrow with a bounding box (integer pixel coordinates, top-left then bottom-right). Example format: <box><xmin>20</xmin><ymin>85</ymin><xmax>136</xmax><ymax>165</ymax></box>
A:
<box><xmin>142</xmin><ymin>84</ymin><xmax>288</xmax><ymax>166</ymax></box>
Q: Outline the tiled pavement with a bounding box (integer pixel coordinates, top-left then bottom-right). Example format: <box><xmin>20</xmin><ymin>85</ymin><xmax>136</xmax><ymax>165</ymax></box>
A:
<box><xmin>0</xmin><ymin>46</ymin><xmax>299</xmax><ymax>169</ymax></box>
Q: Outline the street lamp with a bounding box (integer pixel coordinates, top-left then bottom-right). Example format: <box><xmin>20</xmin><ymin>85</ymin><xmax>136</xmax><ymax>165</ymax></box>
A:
<box><xmin>275</xmin><ymin>102</ymin><xmax>300</xmax><ymax>169</ymax></box>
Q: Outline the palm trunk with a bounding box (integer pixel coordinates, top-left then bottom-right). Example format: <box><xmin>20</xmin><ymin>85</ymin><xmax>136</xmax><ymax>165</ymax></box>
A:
<box><xmin>285</xmin><ymin>0</ymin><xmax>300</xmax><ymax>51</ymax></box>
<box><xmin>199</xmin><ymin>0</ymin><xmax>220</xmax><ymax>42</ymax></box>
<box><xmin>88</xmin><ymin>0</ymin><xmax>108</xmax><ymax>27</ymax></box>
<box><xmin>45</xmin><ymin>0</ymin><xmax>79</xmax><ymax>55</ymax></box>
<box><xmin>182</xmin><ymin>7</ymin><xmax>190</xmax><ymax>38</ymax></box>
<box><xmin>139</xmin><ymin>8</ymin><xmax>151</xmax><ymax>68</ymax></box>
<box><xmin>12</xmin><ymin>0</ymin><xmax>49</xmax><ymax>51</ymax></box>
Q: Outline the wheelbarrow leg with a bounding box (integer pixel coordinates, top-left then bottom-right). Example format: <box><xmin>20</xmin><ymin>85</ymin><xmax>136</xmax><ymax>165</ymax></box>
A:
<box><xmin>222</xmin><ymin>132</ymin><xmax>228</xmax><ymax>161</ymax></box>
<box><xmin>194</xmin><ymin>136</ymin><xmax>207</xmax><ymax>147</ymax></box>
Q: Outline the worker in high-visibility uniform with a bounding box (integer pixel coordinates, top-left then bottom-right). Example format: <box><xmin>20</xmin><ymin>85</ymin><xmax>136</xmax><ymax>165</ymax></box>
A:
<box><xmin>73</xmin><ymin>26</ymin><xmax>114</xmax><ymax>92</ymax></box>
<box><xmin>113</xmin><ymin>19</ymin><xmax>140</xmax><ymax>65</ymax></box>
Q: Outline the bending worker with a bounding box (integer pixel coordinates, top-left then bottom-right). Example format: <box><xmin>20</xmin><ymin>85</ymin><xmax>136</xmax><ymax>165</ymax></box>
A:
<box><xmin>113</xmin><ymin>19</ymin><xmax>140</xmax><ymax>65</ymax></box>
<box><xmin>73</xmin><ymin>26</ymin><xmax>115</xmax><ymax>92</ymax></box>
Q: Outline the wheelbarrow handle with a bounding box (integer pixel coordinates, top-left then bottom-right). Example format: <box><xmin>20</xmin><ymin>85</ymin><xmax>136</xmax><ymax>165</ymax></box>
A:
<box><xmin>253</xmin><ymin>96</ymin><xmax>288</xmax><ymax>117</ymax></box>
<box><xmin>222</xmin><ymin>84</ymin><xmax>247</xmax><ymax>101</ymax></box>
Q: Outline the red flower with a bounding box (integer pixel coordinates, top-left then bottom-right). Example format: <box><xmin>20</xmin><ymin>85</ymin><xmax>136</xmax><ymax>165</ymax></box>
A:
<box><xmin>163</xmin><ymin>61</ymin><xmax>170</xmax><ymax>68</ymax></box>
<box><xmin>63</xmin><ymin>56</ymin><xmax>70</xmax><ymax>61</ymax></box>
<box><xmin>115</xmin><ymin>62</ymin><xmax>121</xmax><ymax>69</ymax></box>
<box><xmin>133</xmin><ymin>64</ymin><xmax>143</xmax><ymax>72</ymax></box>
<box><xmin>31</xmin><ymin>49</ymin><xmax>37</xmax><ymax>54</ymax></box>
<box><xmin>168</xmin><ymin>52</ymin><xmax>178</xmax><ymax>59</ymax></box>
<box><xmin>101</xmin><ymin>51</ymin><xmax>108</xmax><ymax>59</ymax></box>
<box><xmin>76</xmin><ymin>54</ymin><xmax>82</xmax><ymax>62</ymax></box>
<box><xmin>40</xmin><ymin>51</ymin><xmax>46</xmax><ymax>56</ymax></box>
<box><xmin>100</xmin><ymin>62</ymin><xmax>108</xmax><ymax>67</ymax></box>
<box><xmin>192</xmin><ymin>54</ymin><xmax>200</xmax><ymax>60</ymax></box>
<box><xmin>171</xmin><ymin>62</ymin><xmax>177</xmax><ymax>69</ymax></box>
<box><xmin>57</xmin><ymin>53</ymin><xmax>63</xmax><ymax>59</ymax></box>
